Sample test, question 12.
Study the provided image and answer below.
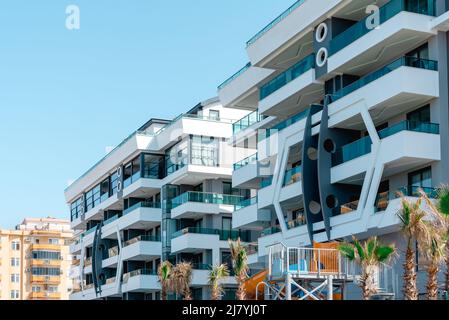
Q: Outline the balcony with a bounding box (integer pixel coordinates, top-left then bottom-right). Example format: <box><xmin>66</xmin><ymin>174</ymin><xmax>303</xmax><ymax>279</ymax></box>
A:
<box><xmin>30</xmin><ymin>275</ymin><xmax>61</xmax><ymax>284</ymax></box>
<box><xmin>102</xmin><ymin>201</ymin><xmax>161</xmax><ymax>238</ymax></box>
<box><xmin>171</xmin><ymin>192</ymin><xmax>244</xmax><ymax>219</ymax></box>
<box><xmin>258</xmin><ymin>109</ymin><xmax>310</xmax><ymax>142</ymax></box>
<box><xmin>233</xmin><ymin>197</ymin><xmax>271</xmax><ymax>230</ymax></box>
<box><xmin>122</xmin><ymin>235</ymin><xmax>162</xmax><ymax>261</ymax></box>
<box><xmin>332</xmin><ymin>122</ymin><xmax>441</xmax><ymax>184</ymax></box>
<box><xmin>333</xmin><ymin>121</ymin><xmax>440</xmax><ymax>166</ymax></box>
<box><xmin>232</xmin><ymin>154</ymin><xmax>262</xmax><ymax>189</ymax></box>
<box><xmin>327</xmin><ymin>0</ymin><xmax>437</xmax><ymax>75</ymax></box>
<box><xmin>233</xmin><ymin>111</ymin><xmax>265</xmax><ymax>136</ymax></box>
<box><xmin>171</xmin><ymin>228</ymin><xmax>250</xmax><ymax>253</ymax></box>
<box><xmin>283</xmin><ymin>166</ymin><xmax>302</xmax><ymax>187</ymax></box>
<box><xmin>245</xmin><ymin>0</ymin><xmax>342</xmax><ymax>66</ymax></box>
<box><xmin>122</xmin><ymin>269</ymin><xmax>160</xmax><ymax>292</ymax></box>
<box><xmin>29</xmin><ymin>259</ymin><xmax>62</xmax><ymax>267</ymax></box>
<box><xmin>28</xmin><ymin>292</ymin><xmax>61</xmax><ymax>300</ymax></box>
<box><xmin>258</xmin><ymin>55</ymin><xmax>321</xmax><ymax>116</ymax></box>
<box><xmin>375</xmin><ymin>186</ymin><xmax>438</xmax><ymax>213</ymax></box>
<box><xmin>29</xmin><ymin>244</ymin><xmax>61</xmax><ymax>251</ymax></box>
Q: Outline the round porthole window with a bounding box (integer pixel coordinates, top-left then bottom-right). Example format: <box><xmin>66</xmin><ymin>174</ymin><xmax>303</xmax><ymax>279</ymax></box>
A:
<box><xmin>307</xmin><ymin>147</ymin><xmax>318</xmax><ymax>161</ymax></box>
<box><xmin>316</xmin><ymin>48</ymin><xmax>328</xmax><ymax>67</ymax></box>
<box><xmin>315</xmin><ymin>23</ymin><xmax>328</xmax><ymax>43</ymax></box>
<box><xmin>323</xmin><ymin>138</ymin><xmax>336</xmax><ymax>153</ymax></box>
<box><xmin>326</xmin><ymin>195</ymin><xmax>338</xmax><ymax>209</ymax></box>
<box><xmin>309</xmin><ymin>201</ymin><xmax>321</xmax><ymax>215</ymax></box>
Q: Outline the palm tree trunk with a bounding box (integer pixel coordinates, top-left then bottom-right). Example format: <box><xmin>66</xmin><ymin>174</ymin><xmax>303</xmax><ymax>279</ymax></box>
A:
<box><xmin>211</xmin><ymin>286</ymin><xmax>219</xmax><ymax>300</ymax></box>
<box><xmin>183</xmin><ymin>287</ymin><xmax>192</xmax><ymax>300</ymax></box>
<box><xmin>403</xmin><ymin>243</ymin><xmax>418</xmax><ymax>300</ymax></box>
<box><xmin>236</xmin><ymin>276</ymin><xmax>247</xmax><ymax>300</ymax></box>
<box><xmin>427</xmin><ymin>260</ymin><xmax>439</xmax><ymax>300</ymax></box>
<box><xmin>445</xmin><ymin>242</ymin><xmax>449</xmax><ymax>293</ymax></box>
<box><xmin>161</xmin><ymin>285</ymin><xmax>167</xmax><ymax>301</ymax></box>
<box><xmin>360</xmin><ymin>271</ymin><xmax>376</xmax><ymax>300</ymax></box>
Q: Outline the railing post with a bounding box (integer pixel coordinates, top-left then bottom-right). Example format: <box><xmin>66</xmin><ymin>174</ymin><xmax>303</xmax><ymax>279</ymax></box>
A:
<box><xmin>317</xmin><ymin>249</ymin><xmax>321</xmax><ymax>278</ymax></box>
<box><xmin>338</xmin><ymin>252</ymin><xmax>342</xmax><ymax>278</ymax></box>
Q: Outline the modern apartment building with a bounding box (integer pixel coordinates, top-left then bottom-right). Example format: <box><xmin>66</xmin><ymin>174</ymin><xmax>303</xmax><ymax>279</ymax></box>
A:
<box><xmin>219</xmin><ymin>0</ymin><xmax>449</xmax><ymax>299</ymax></box>
<box><xmin>65</xmin><ymin>98</ymin><xmax>257</xmax><ymax>300</ymax></box>
<box><xmin>0</xmin><ymin>217</ymin><xmax>73</xmax><ymax>300</ymax></box>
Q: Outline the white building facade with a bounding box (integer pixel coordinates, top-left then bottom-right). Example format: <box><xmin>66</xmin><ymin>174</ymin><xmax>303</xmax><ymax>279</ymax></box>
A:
<box><xmin>222</xmin><ymin>0</ymin><xmax>449</xmax><ymax>299</ymax></box>
<box><xmin>65</xmin><ymin>98</ymin><xmax>258</xmax><ymax>300</ymax></box>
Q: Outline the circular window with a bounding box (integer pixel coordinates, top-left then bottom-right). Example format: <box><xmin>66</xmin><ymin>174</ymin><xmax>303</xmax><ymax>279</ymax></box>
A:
<box><xmin>307</xmin><ymin>147</ymin><xmax>318</xmax><ymax>161</ymax></box>
<box><xmin>316</xmin><ymin>48</ymin><xmax>328</xmax><ymax>67</ymax></box>
<box><xmin>323</xmin><ymin>139</ymin><xmax>336</xmax><ymax>153</ymax></box>
<box><xmin>326</xmin><ymin>195</ymin><xmax>338</xmax><ymax>209</ymax></box>
<box><xmin>309</xmin><ymin>201</ymin><xmax>321</xmax><ymax>215</ymax></box>
<box><xmin>315</xmin><ymin>23</ymin><xmax>328</xmax><ymax>43</ymax></box>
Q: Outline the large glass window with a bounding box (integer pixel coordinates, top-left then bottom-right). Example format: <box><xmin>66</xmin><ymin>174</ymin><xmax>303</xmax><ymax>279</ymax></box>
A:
<box><xmin>31</xmin><ymin>267</ymin><xmax>61</xmax><ymax>276</ymax></box>
<box><xmin>70</xmin><ymin>197</ymin><xmax>83</xmax><ymax>221</ymax></box>
<box><xmin>123</xmin><ymin>156</ymin><xmax>141</xmax><ymax>188</ymax></box>
<box><xmin>32</xmin><ymin>251</ymin><xmax>61</xmax><ymax>260</ymax></box>
<box><xmin>190</xmin><ymin>135</ymin><xmax>219</xmax><ymax>167</ymax></box>
<box><xmin>407</xmin><ymin>105</ymin><xmax>431</xmax><ymax>127</ymax></box>
<box><xmin>110</xmin><ymin>172</ymin><xmax>119</xmax><ymax>195</ymax></box>
<box><xmin>143</xmin><ymin>154</ymin><xmax>164</xmax><ymax>179</ymax></box>
<box><xmin>409</xmin><ymin>167</ymin><xmax>432</xmax><ymax>190</ymax></box>
<box><xmin>100</xmin><ymin>178</ymin><xmax>110</xmax><ymax>202</ymax></box>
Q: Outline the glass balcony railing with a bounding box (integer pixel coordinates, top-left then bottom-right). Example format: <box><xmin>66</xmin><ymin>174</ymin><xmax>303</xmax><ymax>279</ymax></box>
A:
<box><xmin>246</xmin><ymin>0</ymin><xmax>306</xmax><ymax>47</ymax></box>
<box><xmin>124</xmin><ymin>235</ymin><xmax>161</xmax><ymax>247</ymax></box>
<box><xmin>234</xmin><ymin>197</ymin><xmax>258</xmax><ymax>211</ymax></box>
<box><xmin>283</xmin><ymin>165</ymin><xmax>302</xmax><ymax>186</ymax></box>
<box><xmin>171</xmin><ymin>192</ymin><xmax>245</xmax><ymax>209</ymax></box>
<box><xmin>260</xmin><ymin>176</ymin><xmax>273</xmax><ymax>189</ymax></box>
<box><xmin>171</xmin><ymin>227</ymin><xmax>250</xmax><ymax>242</ymax></box>
<box><xmin>287</xmin><ymin>216</ymin><xmax>307</xmax><ymax>229</ymax></box>
<box><xmin>378</xmin><ymin>121</ymin><xmax>440</xmax><ymax>138</ymax></box>
<box><xmin>233</xmin><ymin>110</ymin><xmax>265</xmax><ymax>135</ymax></box>
<box><xmin>375</xmin><ymin>186</ymin><xmax>438</xmax><ymax>212</ymax></box>
<box><xmin>261</xmin><ymin>226</ymin><xmax>281</xmax><ymax>237</ymax></box>
<box><xmin>123</xmin><ymin>200</ymin><xmax>161</xmax><ymax>216</ymax></box>
<box><xmin>258</xmin><ymin>108</ymin><xmax>312</xmax><ymax>142</ymax></box>
<box><xmin>329</xmin><ymin>0</ymin><xmax>436</xmax><ymax>56</ymax></box>
<box><xmin>108</xmin><ymin>246</ymin><xmax>119</xmax><ymax>258</ymax></box>
<box><xmin>103</xmin><ymin>214</ymin><xmax>119</xmax><ymax>226</ymax></box>
<box><xmin>260</xmin><ymin>54</ymin><xmax>315</xmax><ymax>100</ymax></box>
<box><xmin>333</xmin><ymin>121</ymin><xmax>440</xmax><ymax>166</ymax></box>
<box><xmin>332</xmin><ymin>136</ymin><xmax>372</xmax><ymax>166</ymax></box>
<box><xmin>192</xmin><ymin>263</ymin><xmax>213</xmax><ymax>270</ymax></box>
<box><xmin>123</xmin><ymin>269</ymin><xmax>157</xmax><ymax>283</ymax></box>
<box><xmin>234</xmin><ymin>153</ymin><xmax>258</xmax><ymax>171</ymax></box>
<box><xmin>330</xmin><ymin>56</ymin><xmax>438</xmax><ymax>103</ymax></box>
<box><xmin>218</xmin><ymin>62</ymin><xmax>251</xmax><ymax>90</ymax></box>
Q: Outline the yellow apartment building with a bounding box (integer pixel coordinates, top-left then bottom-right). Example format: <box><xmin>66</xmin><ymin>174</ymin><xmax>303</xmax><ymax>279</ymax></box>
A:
<box><xmin>0</xmin><ymin>217</ymin><xmax>73</xmax><ymax>300</ymax></box>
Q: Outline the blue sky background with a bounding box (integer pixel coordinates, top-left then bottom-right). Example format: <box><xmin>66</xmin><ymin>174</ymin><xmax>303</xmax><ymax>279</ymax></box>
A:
<box><xmin>0</xmin><ymin>0</ymin><xmax>293</xmax><ymax>228</ymax></box>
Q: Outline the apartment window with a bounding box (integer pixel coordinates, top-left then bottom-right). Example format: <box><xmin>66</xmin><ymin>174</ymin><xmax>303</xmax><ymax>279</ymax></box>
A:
<box><xmin>11</xmin><ymin>257</ymin><xmax>20</xmax><ymax>267</ymax></box>
<box><xmin>209</xmin><ymin>110</ymin><xmax>220</xmax><ymax>121</ymax></box>
<box><xmin>32</xmin><ymin>251</ymin><xmax>61</xmax><ymax>260</ymax></box>
<box><xmin>32</xmin><ymin>286</ymin><xmax>41</xmax><ymax>293</ymax></box>
<box><xmin>190</xmin><ymin>135</ymin><xmax>219</xmax><ymax>167</ymax></box>
<box><xmin>11</xmin><ymin>241</ymin><xmax>20</xmax><ymax>251</ymax></box>
<box><xmin>222</xmin><ymin>217</ymin><xmax>232</xmax><ymax>231</ymax></box>
<box><xmin>11</xmin><ymin>274</ymin><xmax>20</xmax><ymax>283</ymax></box>
<box><xmin>48</xmin><ymin>238</ymin><xmax>59</xmax><ymax>245</ymax></box>
<box><xmin>70</xmin><ymin>197</ymin><xmax>83</xmax><ymax>221</ymax></box>
<box><xmin>407</xmin><ymin>105</ymin><xmax>430</xmax><ymax>125</ymax></box>
<box><xmin>10</xmin><ymin>290</ymin><xmax>20</xmax><ymax>300</ymax></box>
<box><xmin>409</xmin><ymin>167</ymin><xmax>432</xmax><ymax>191</ymax></box>
<box><xmin>110</xmin><ymin>172</ymin><xmax>119</xmax><ymax>195</ymax></box>
<box><xmin>123</xmin><ymin>156</ymin><xmax>141</xmax><ymax>188</ymax></box>
<box><xmin>100</xmin><ymin>178</ymin><xmax>110</xmax><ymax>202</ymax></box>
<box><xmin>48</xmin><ymin>286</ymin><xmax>58</xmax><ymax>293</ymax></box>
<box><xmin>31</xmin><ymin>267</ymin><xmax>61</xmax><ymax>276</ymax></box>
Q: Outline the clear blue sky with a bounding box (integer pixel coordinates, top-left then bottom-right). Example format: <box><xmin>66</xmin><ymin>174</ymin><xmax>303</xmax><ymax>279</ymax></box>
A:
<box><xmin>0</xmin><ymin>0</ymin><xmax>294</xmax><ymax>228</ymax></box>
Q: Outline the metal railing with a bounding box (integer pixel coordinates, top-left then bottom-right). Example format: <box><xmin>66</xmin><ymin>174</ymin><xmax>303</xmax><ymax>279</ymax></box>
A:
<box><xmin>283</xmin><ymin>166</ymin><xmax>302</xmax><ymax>186</ymax></box>
<box><xmin>268</xmin><ymin>244</ymin><xmax>357</xmax><ymax>279</ymax></box>
<box><xmin>234</xmin><ymin>197</ymin><xmax>258</xmax><ymax>212</ymax></box>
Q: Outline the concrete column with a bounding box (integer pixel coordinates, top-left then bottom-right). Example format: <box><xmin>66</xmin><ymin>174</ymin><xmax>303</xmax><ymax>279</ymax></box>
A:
<box><xmin>327</xmin><ymin>275</ymin><xmax>333</xmax><ymax>300</ymax></box>
<box><xmin>285</xmin><ymin>273</ymin><xmax>292</xmax><ymax>300</ymax></box>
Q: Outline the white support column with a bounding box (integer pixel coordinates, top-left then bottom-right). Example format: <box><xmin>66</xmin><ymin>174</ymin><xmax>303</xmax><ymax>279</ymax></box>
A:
<box><xmin>327</xmin><ymin>275</ymin><xmax>333</xmax><ymax>300</ymax></box>
<box><xmin>285</xmin><ymin>273</ymin><xmax>292</xmax><ymax>300</ymax></box>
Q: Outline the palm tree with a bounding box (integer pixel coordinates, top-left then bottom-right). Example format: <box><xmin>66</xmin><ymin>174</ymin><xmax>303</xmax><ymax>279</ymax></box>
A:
<box><xmin>434</xmin><ymin>186</ymin><xmax>449</xmax><ymax>293</ymax></box>
<box><xmin>208</xmin><ymin>264</ymin><xmax>230</xmax><ymax>300</ymax></box>
<box><xmin>173</xmin><ymin>262</ymin><xmax>193</xmax><ymax>300</ymax></box>
<box><xmin>157</xmin><ymin>260</ymin><xmax>173</xmax><ymax>301</ymax></box>
<box><xmin>418</xmin><ymin>189</ymin><xmax>449</xmax><ymax>299</ymax></box>
<box><xmin>229</xmin><ymin>238</ymin><xmax>249</xmax><ymax>300</ymax></box>
<box><xmin>397</xmin><ymin>195</ymin><xmax>432</xmax><ymax>300</ymax></box>
<box><xmin>338</xmin><ymin>236</ymin><xmax>395</xmax><ymax>300</ymax></box>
